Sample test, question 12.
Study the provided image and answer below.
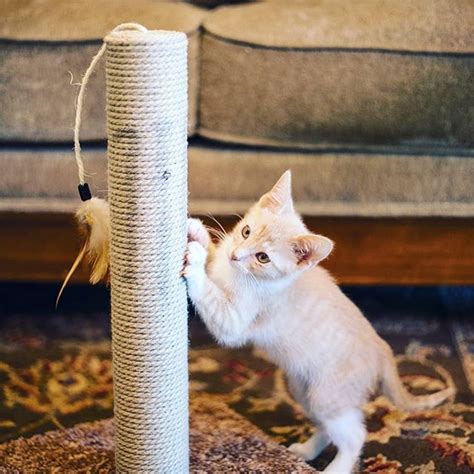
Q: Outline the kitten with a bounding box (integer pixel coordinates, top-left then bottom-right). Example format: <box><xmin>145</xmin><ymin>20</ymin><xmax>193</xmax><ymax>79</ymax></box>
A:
<box><xmin>184</xmin><ymin>170</ymin><xmax>455</xmax><ymax>473</ymax></box>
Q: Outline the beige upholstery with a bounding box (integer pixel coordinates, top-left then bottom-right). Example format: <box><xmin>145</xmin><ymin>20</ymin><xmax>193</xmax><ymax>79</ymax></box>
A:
<box><xmin>1</xmin><ymin>144</ymin><xmax>473</xmax><ymax>217</ymax></box>
<box><xmin>0</xmin><ymin>0</ymin><xmax>205</xmax><ymax>141</ymax></box>
<box><xmin>208</xmin><ymin>1</ymin><xmax>472</xmax><ymax>51</ymax></box>
<box><xmin>199</xmin><ymin>0</ymin><xmax>474</xmax><ymax>148</ymax></box>
<box><xmin>0</xmin><ymin>0</ymin><xmax>473</xmax><ymax>218</ymax></box>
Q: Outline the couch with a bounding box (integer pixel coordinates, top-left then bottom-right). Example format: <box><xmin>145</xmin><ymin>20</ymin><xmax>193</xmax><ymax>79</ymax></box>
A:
<box><xmin>1</xmin><ymin>0</ymin><xmax>473</xmax><ymax>284</ymax></box>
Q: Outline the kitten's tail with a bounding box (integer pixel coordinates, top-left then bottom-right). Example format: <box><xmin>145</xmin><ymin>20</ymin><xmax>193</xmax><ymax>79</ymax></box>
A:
<box><xmin>381</xmin><ymin>354</ymin><xmax>455</xmax><ymax>412</ymax></box>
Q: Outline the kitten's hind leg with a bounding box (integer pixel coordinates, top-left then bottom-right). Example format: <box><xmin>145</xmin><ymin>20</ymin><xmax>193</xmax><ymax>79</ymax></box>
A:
<box><xmin>322</xmin><ymin>409</ymin><xmax>366</xmax><ymax>474</ymax></box>
<box><xmin>289</xmin><ymin>430</ymin><xmax>330</xmax><ymax>461</ymax></box>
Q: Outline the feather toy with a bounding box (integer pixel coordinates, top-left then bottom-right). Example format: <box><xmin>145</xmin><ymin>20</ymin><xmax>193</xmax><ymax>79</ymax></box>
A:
<box><xmin>57</xmin><ymin>43</ymin><xmax>111</xmax><ymax>306</ymax></box>
<box><xmin>56</xmin><ymin>195</ymin><xmax>110</xmax><ymax>306</ymax></box>
<box><xmin>76</xmin><ymin>196</ymin><xmax>110</xmax><ymax>284</ymax></box>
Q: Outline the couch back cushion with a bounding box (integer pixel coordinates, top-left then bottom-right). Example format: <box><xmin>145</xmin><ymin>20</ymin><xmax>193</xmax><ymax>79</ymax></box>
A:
<box><xmin>199</xmin><ymin>0</ymin><xmax>474</xmax><ymax>148</ymax></box>
<box><xmin>0</xmin><ymin>0</ymin><xmax>205</xmax><ymax>142</ymax></box>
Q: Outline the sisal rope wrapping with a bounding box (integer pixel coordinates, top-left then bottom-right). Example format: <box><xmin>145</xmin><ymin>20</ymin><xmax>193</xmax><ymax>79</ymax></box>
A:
<box><xmin>105</xmin><ymin>27</ymin><xmax>189</xmax><ymax>472</ymax></box>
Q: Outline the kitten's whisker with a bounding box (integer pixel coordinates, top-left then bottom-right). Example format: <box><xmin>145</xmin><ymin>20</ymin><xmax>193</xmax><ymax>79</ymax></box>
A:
<box><xmin>206</xmin><ymin>214</ymin><xmax>228</xmax><ymax>238</ymax></box>
<box><xmin>206</xmin><ymin>226</ymin><xmax>220</xmax><ymax>236</ymax></box>
<box><xmin>206</xmin><ymin>226</ymin><xmax>226</xmax><ymax>242</ymax></box>
<box><xmin>251</xmin><ymin>273</ymin><xmax>264</xmax><ymax>293</ymax></box>
<box><xmin>236</xmin><ymin>262</ymin><xmax>264</xmax><ymax>293</ymax></box>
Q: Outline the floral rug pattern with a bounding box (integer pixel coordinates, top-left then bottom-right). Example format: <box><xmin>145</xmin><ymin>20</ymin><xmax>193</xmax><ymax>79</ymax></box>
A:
<box><xmin>0</xmin><ymin>286</ymin><xmax>472</xmax><ymax>472</ymax></box>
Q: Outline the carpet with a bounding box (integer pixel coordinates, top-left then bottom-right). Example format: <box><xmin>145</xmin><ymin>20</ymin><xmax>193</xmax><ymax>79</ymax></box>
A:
<box><xmin>0</xmin><ymin>395</ymin><xmax>315</xmax><ymax>473</ymax></box>
<box><xmin>0</xmin><ymin>284</ymin><xmax>472</xmax><ymax>472</ymax></box>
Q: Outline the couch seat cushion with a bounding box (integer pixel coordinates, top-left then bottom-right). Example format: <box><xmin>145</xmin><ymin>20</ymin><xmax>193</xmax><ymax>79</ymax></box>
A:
<box><xmin>199</xmin><ymin>0</ymin><xmax>474</xmax><ymax>148</ymax></box>
<box><xmin>1</xmin><ymin>142</ymin><xmax>473</xmax><ymax>217</ymax></box>
<box><xmin>0</xmin><ymin>0</ymin><xmax>205</xmax><ymax>142</ymax></box>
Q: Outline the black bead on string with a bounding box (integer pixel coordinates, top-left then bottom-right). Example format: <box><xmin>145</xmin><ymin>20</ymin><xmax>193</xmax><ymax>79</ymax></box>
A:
<box><xmin>78</xmin><ymin>183</ymin><xmax>92</xmax><ymax>201</ymax></box>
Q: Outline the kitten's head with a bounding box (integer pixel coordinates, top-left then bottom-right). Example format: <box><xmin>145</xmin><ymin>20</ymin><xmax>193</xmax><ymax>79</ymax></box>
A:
<box><xmin>227</xmin><ymin>170</ymin><xmax>333</xmax><ymax>280</ymax></box>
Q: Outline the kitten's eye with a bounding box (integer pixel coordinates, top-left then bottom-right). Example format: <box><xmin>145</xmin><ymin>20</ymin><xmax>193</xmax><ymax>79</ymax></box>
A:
<box><xmin>241</xmin><ymin>225</ymin><xmax>250</xmax><ymax>239</ymax></box>
<box><xmin>256</xmin><ymin>252</ymin><xmax>270</xmax><ymax>264</ymax></box>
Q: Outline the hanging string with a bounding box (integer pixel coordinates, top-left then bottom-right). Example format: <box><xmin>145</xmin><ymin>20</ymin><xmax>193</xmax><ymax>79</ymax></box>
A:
<box><xmin>72</xmin><ymin>23</ymin><xmax>148</xmax><ymax>200</ymax></box>
<box><xmin>74</xmin><ymin>43</ymin><xmax>105</xmax><ymax>187</ymax></box>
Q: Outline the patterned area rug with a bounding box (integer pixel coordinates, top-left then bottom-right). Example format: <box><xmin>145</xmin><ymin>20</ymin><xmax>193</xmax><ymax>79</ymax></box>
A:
<box><xmin>0</xmin><ymin>396</ymin><xmax>315</xmax><ymax>473</ymax></box>
<box><xmin>0</xmin><ymin>284</ymin><xmax>472</xmax><ymax>472</ymax></box>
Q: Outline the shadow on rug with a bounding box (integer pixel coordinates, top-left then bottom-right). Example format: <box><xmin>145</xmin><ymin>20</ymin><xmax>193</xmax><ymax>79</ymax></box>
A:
<box><xmin>0</xmin><ymin>285</ymin><xmax>472</xmax><ymax>472</ymax></box>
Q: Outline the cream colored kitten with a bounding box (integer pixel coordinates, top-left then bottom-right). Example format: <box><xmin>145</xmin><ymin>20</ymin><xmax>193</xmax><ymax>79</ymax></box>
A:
<box><xmin>184</xmin><ymin>171</ymin><xmax>454</xmax><ymax>474</ymax></box>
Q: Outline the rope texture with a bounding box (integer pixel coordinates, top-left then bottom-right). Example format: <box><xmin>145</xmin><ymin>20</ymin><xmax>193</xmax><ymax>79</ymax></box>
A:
<box><xmin>106</xmin><ymin>27</ymin><xmax>189</xmax><ymax>473</ymax></box>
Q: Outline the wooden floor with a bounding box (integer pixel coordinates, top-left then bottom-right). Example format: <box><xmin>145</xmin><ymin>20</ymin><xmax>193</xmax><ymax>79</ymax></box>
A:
<box><xmin>0</xmin><ymin>212</ymin><xmax>473</xmax><ymax>285</ymax></box>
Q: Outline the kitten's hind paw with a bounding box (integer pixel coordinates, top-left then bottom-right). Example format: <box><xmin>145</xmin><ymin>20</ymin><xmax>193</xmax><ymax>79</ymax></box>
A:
<box><xmin>288</xmin><ymin>442</ymin><xmax>316</xmax><ymax>462</ymax></box>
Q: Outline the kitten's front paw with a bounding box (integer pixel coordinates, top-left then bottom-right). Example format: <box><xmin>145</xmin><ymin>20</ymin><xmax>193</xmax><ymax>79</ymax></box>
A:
<box><xmin>185</xmin><ymin>241</ymin><xmax>207</xmax><ymax>268</ymax></box>
<box><xmin>187</xmin><ymin>218</ymin><xmax>210</xmax><ymax>250</ymax></box>
<box><xmin>288</xmin><ymin>442</ymin><xmax>316</xmax><ymax>462</ymax></box>
<box><xmin>183</xmin><ymin>241</ymin><xmax>207</xmax><ymax>280</ymax></box>
<box><xmin>183</xmin><ymin>241</ymin><xmax>207</xmax><ymax>299</ymax></box>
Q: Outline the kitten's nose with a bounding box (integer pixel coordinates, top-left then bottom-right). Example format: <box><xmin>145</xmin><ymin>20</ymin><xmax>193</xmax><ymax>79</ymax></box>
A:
<box><xmin>231</xmin><ymin>252</ymin><xmax>239</xmax><ymax>261</ymax></box>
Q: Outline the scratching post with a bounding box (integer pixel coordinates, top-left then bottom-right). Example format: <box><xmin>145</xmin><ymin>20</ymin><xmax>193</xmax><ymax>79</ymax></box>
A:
<box><xmin>106</xmin><ymin>26</ymin><xmax>188</xmax><ymax>471</ymax></box>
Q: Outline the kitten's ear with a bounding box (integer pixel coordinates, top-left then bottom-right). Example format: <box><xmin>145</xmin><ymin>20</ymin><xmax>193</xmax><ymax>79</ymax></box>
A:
<box><xmin>291</xmin><ymin>234</ymin><xmax>333</xmax><ymax>267</ymax></box>
<box><xmin>259</xmin><ymin>170</ymin><xmax>294</xmax><ymax>214</ymax></box>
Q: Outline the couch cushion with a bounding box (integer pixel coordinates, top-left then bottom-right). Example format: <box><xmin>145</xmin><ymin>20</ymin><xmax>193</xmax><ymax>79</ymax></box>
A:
<box><xmin>0</xmin><ymin>0</ymin><xmax>205</xmax><ymax>142</ymax></box>
<box><xmin>199</xmin><ymin>0</ymin><xmax>474</xmax><ymax>149</ymax></box>
<box><xmin>1</xmin><ymin>143</ymin><xmax>473</xmax><ymax>217</ymax></box>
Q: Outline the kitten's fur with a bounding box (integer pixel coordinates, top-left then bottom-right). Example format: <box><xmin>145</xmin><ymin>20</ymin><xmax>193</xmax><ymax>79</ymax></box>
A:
<box><xmin>184</xmin><ymin>171</ymin><xmax>454</xmax><ymax>473</ymax></box>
